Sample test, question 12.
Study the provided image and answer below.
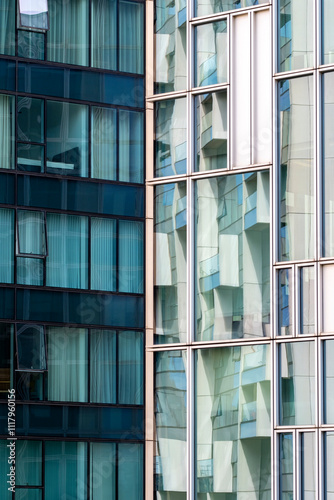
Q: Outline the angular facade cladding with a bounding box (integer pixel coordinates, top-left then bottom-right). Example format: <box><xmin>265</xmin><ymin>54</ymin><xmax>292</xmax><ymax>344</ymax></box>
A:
<box><xmin>146</xmin><ymin>1</ymin><xmax>334</xmax><ymax>500</ymax></box>
<box><xmin>0</xmin><ymin>1</ymin><xmax>145</xmax><ymax>499</ymax></box>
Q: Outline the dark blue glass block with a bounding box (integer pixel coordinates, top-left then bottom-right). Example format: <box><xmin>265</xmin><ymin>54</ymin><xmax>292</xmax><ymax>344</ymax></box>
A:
<box><xmin>0</xmin><ymin>403</ymin><xmax>8</xmax><ymax>434</ymax></box>
<box><xmin>0</xmin><ymin>288</ymin><xmax>15</xmax><ymax>319</ymax></box>
<box><xmin>16</xmin><ymin>290</ymin><xmax>144</xmax><ymax>328</ymax></box>
<box><xmin>0</xmin><ymin>60</ymin><xmax>16</xmax><ymax>92</ymax></box>
<box><xmin>0</xmin><ymin>174</ymin><xmax>14</xmax><ymax>204</ymax></box>
<box><xmin>18</xmin><ymin>63</ymin><xmax>65</xmax><ymax>98</ymax></box>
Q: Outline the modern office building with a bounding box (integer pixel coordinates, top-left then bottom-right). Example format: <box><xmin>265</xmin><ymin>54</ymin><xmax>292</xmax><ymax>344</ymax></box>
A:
<box><xmin>0</xmin><ymin>1</ymin><xmax>145</xmax><ymax>499</ymax></box>
<box><xmin>146</xmin><ymin>0</ymin><xmax>334</xmax><ymax>499</ymax></box>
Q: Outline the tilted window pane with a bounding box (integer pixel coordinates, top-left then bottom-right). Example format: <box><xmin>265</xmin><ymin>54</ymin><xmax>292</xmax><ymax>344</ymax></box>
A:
<box><xmin>17</xmin><ymin>98</ymin><xmax>44</xmax><ymax>144</ymax></box>
<box><xmin>91</xmin><ymin>107</ymin><xmax>117</xmax><ymax>181</ymax></box>
<box><xmin>0</xmin><ymin>94</ymin><xmax>15</xmax><ymax>170</ymax></box>
<box><xmin>279</xmin><ymin>341</ymin><xmax>315</xmax><ymax>425</ymax></box>
<box><xmin>118</xmin><ymin>221</ymin><xmax>144</xmax><ymax>294</ymax></box>
<box><xmin>46</xmin><ymin>213</ymin><xmax>88</xmax><ymax>289</ymax></box>
<box><xmin>195</xmin><ymin>21</ymin><xmax>228</xmax><ymax>87</ymax></box>
<box><xmin>279</xmin><ymin>0</ymin><xmax>313</xmax><ymax>72</ymax></box>
<box><xmin>17</xmin><ymin>210</ymin><xmax>46</xmax><ymax>256</ymax></box>
<box><xmin>47</xmin><ymin>0</ymin><xmax>88</xmax><ymax>66</ymax></box>
<box><xmin>300</xmin><ymin>433</ymin><xmax>316</xmax><ymax>500</ymax></box>
<box><xmin>0</xmin><ymin>2</ymin><xmax>15</xmax><ymax>56</ymax></box>
<box><xmin>16</xmin><ymin>440</ymin><xmax>42</xmax><ymax>486</ymax></box>
<box><xmin>279</xmin><ymin>77</ymin><xmax>314</xmax><ymax>261</ymax></box>
<box><xmin>90</xmin><ymin>330</ymin><xmax>116</xmax><ymax>404</ymax></box>
<box><xmin>325</xmin><ymin>432</ymin><xmax>334</xmax><ymax>499</ymax></box>
<box><xmin>119</xmin><ymin>1</ymin><xmax>144</xmax><ymax>74</ymax></box>
<box><xmin>322</xmin><ymin>0</ymin><xmax>334</xmax><ymax>64</ymax></box>
<box><xmin>155</xmin><ymin>98</ymin><xmax>187</xmax><ymax>177</ymax></box>
<box><xmin>155</xmin><ymin>351</ymin><xmax>187</xmax><ymax>500</ymax></box>
<box><xmin>155</xmin><ymin>0</ymin><xmax>187</xmax><ymax>93</ymax></box>
<box><xmin>18</xmin><ymin>0</ymin><xmax>49</xmax><ymax>30</ymax></box>
<box><xmin>118</xmin><ymin>330</ymin><xmax>144</xmax><ymax>405</ymax></box>
<box><xmin>90</xmin><ymin>442</ymin><xmax>116</xmax><ymax>499</ymax></box>
<box><xmin>195</xmin><ymin>0</ymin><xmax>268</xmax><ymax>18</ymax></box>
<box><xmin>46</xmin><ymin>101</ymin><xmax>88</xmax><ymax>178</ymax></box>
<box><xmin>16</xmin><ymin>324</ymin><xmax>46</xmax><ymax>371</ymax></box>
<box><xmin>196</xmin><ymin>346</ymin><xmax>271</xmax><ymax>499</ymax></box>
<box><xmin>91</xmin><ymin>218</ymin><xmax>116</xmax><ymax>292</ymax></box>
<box><xmin>118</xmin><ymin>444</ymin><xmax>143</xmax><ymax>500</ymax></box>
<box><xmin>119</xmin><ymin>110</ymin><xmax>144</xmax><ymax>183</ymax></box>
<box><xmin>196</xmin><ymin>173</ymin><xmax>270</xmax><ymax>341</ymax></box>
<box><xmin>0</xmin><ymin>208</ymin><xmax>14</xmax><ymax>283</ymax></box>
<box><xmin>195</xmin><ymin>91</ymin><xmax>227</xmax><ymax>172</ymax></box>
<box><xmin>323</xmin><ymin>72</ymin><xmax>334</xmax><ymax>257</ymax></box>
<box><xmin>278</xmin><ymin>269</ymin><xmax>292</xmax><ymax>336</ymax></box>
<box><xmin>45</xmin><ymin>441</ymin><xmax>87</xmax><ymax>500</ymax></box>
<box><xmin>155</xmin><ymin>183</ymin><xmax>187</xmax><ymax>344</ymax></box>
<box><xmin>299</xmin><ymin>266</ymin><xmax>315</xmax><ymax>335</ymax></box>
<box><xmin>324</xmin><ymin>340</ymin><xmax>334</xmax><ymax>424</ymax></box>
<box><xmin>279</xmin><ymin>433</ymin><xmax>293</xmax><ymax>500</ymax></box>
<box><xmin>46</xmin><ymin>327</ymin><xmax>88</xmax><ymax>402</ymax></box>
<box><xmin>0</xmin><ymin>324</ymin><xmax>13</xmax><ymax>399</ymax></box>
<box><xmin>91</xmin><ymin>0</ymin><xmax>117</xmax><ymax>71</ymax></box>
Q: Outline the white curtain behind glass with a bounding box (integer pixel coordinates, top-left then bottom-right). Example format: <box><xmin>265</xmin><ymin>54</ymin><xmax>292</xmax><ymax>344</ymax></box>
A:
<box><xmin>17</xmin><ymin>211</ymin><xmax>45</xmax><ymax>255</ymax></box>
<box><xmin>91</xmin><ymin>107</ymin><xmax>117</xmax><ymax>181</ymax></box>
<box><xmin>0</xmin><ymin>94</ymin><xmax>14</xmax><ymax>170</ymax></box>
<box><xmin>91</xmin><ymin>218</ymin><xmax>116</xmax><ymax>291</ymax></box>
<box><xmin>0</xmin><ymin>2</ymin><xmax>15</xmax><ymax>55</ymax></box>
<box><xmin>118</xmin><ymin>331</ymin><xmax>143</xmax><ymax>404</ymax></box>
<box><xmin>90</xmin><ymin>329</ymin><xmax>116</xmax><ymax>404</ymax></box>
<box><xmin>90</xmin><ymin>443</ymin><xmax>116</xmax><ymax>499</ymax></box>
<box><xmin>118</xmin><ymin>221</ymin><xmax>144</xmax><ymax>293</ymax></box>
<box><xmin>47</xmin><ymin>327</ymin><xmax>88</xmax><ymax>402</ymax></box>
<box><xmin>91</xmin><ymin>0</ymin><xmax>117</xmax><ymax>70</ymax></box>
<box><xmin>119</xmin><ymin>110</ymin><xmax>143</xmax><ymax>183</ymax></box>
<box><xmin>0</xmin><ymin>209</ymin><xmax>13</xmax><ymax>283</ymax></box>
<box><xmin>119</xmin><ymin>1</ymin><xmax>143</xmax><ymax>74</ymax></box>
<box><xmin>48</xmin><ymin>0</ymin><xmax>88</xmax><ymax>66</ymax></box>
<box><xmin>118</xmin><ymin>444</ymin><xmax>143</xmax><ymax>500</ymax></box>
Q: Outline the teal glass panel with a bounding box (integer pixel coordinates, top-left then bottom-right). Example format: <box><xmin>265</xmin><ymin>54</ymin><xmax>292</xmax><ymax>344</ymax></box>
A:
<box><xmin>195</xmin><ymin>21</ymin><xmax>228</xmax><ymax>87</ymax></box>
<box><xmin>18</xmin><ymin>31</ymin><xmax>45</xmax><ymax>60</ymax></box>
<box><xmin>155</xmin><ymin>0</ymin><xmax>186</xmax><ymax>93</ymax></box>
<box><xmin>91</xmin><ymin>0</ymin><xmax>117</xmax><ymax>70</ymax></box>
<box><xmin>119</xmin><ymin>1</ymin><xmax>144</xmax><ymax>74</ymax></box>
<box><xmin>90</xmin><ymin>442</ymin><xmax>116</xmax><ymax>499</ymax></box>
<box><xmin>155</xmin><ymin>351</ymin><xmax>187</xmax><ymax>500</ymax></box>
<box><xmin>195</xmin><ymin>173</ymin><xmax>270</xmax><ymax>341</ymax></box>
<box><xmin>91</xmin><ymin>107</ymin><xmax>117</xmax><ymax>181</ymax></box>
<box><xmin>196</xmin><ymin>0</ymin><xmax>268</xmax><ymax>17</ymax></box>
<box><xmin>47</xmin><ymin>327</ymin><xmax>88</xmax><ymax>403</ymax></box>
<box><xmin>154</xmin><ymin>183</ymin><xmax>187</xmax><ymax>344</ymax></box>
<box><xmin>46</xmin><ymin>101</ymin><xmax>88</xmax><ymax>178</ymax></box>
<box><xmin>16</xmin><ymin>371</ymin><xmax>44</xmax><ymax>401</ymax></box>
<box><xmin>279</xmin><ymin>0</ymin><xmax>313</xmax><ymax>72</ymax></box>
<box><xmin>47</xmin><ymin>0</ymin><xmax>88</xmax><ymax>66</ymax></box>
<box><xmin>324</xmin><ymin>340</ymin><xmax>334</xmax><ymax>424</ymax></box>
<box><xmin>279</xmin><ymin>76</ymin><xmax>314</xmax><ymax>261</ymax></box>
<box><xmin>46</xmin><ymin>213</ymin><xmax>88</xmax><ymax>289</ymax></box>
<box><xmin>0</xmin><ymin>440</ymin><xmax>12</xmax><ymax>499</ymax></box>
<box><xmin>45</xmin><ymin>441</ymin><xmax>87</xmax><ymax>500</ymax></box>
<box><xmin>17</xmin><ymin>210</ymin><xmax>46</xmax><ymax>256</ymax></box>
<box><xmin>90</xmin><ymin>330</ymin><xmax>116</xmax><ymax>404</ymax></box>
<box><xmin>0</xmin><ymin>208</ymin><xmax>14</xmax><ymax>283</ymax></box>
<box><xmin>300</xmin><ymin>433</ymin><xmax>316</xmax><ymax>500</ymax></box>
<box><xmin>118</xmin><ymin>331</ymin><xmax>143</xmax><ymax>404</ymax></box>
<box><xmin>17</xmin><ymin>144</ymin><xmax>44</xmax><ymax>173</ymax></box>
<box><xmin>0</xmin><ymin>323</ymin><xmax>13</xmax><ymax>400</ymax></box>
<box><xmin>17</xmin><ymin>258</ymin><xmax>43</xmax><ymax>286</ymax></box>
<box><xmin>196</xmin><ymin>345</ymin><xmax>271</xmax><ymax>499</ymax></box>
<box><xmin>118</xmin><ymin>444</ymin><xmax>143</xmax><ymax>500</ymax></box>
<box><xmin>322</xmin><ymin>1</ymin><xmax>334</xmax><ymax>64</ymax></box>
<box><xmin>91</xmin><ymin>217</ymin><xmax>116</xmax><ymax>292</ymax></box>
<box><xmin>17</xmin><ymin>97</ymin><xmax>44</xmax><ymax>144</ymax></box>
<box><xmin>15</xmin><ymin>490</ymin><xmax>42</xmax><ymax>500</ymax></box>
<box><xmin>16</xmin><ymin>324</ymin><xmax>46</xmax><ymax>371</ymax></box>
<box><xmin>195</xmin><ymin>91</ymin><xmax>227</xmax><ymax>171</ymax></box>
<box><xmin>323</xmin><ymin>72</ymin><xmax>334</xmax><ymax>257</ymax></box>
<box><xmin>0</xmin><ymin>94</ymin><xmax>15</xmax><ymax>170</ymax></box>
<box><xmin>325</xmin><ymin>432</ymin><xmax>334</xmax><ymax>499</ymax></box>
<box><xmin>299</xmin><ymin>267</ymin><xmax>315</xmax><ymax>334</ymax></box>
<box><xmin>16</xmin><ymin>440</ymin><xmax>42</xmax><ymax>486</ymax></box>
<box><xmin>119</xmin><ymin>110</ymin><xmax>144</xmax><ymax>183</ymax></box>
<box><xmin>118</xmin><ymin>220</ymin><xmax>144</xmax><ymax>293</ymax></box>
<box><xmin>279</xmin><ymin>433</ymin><xmax>293</xmax><ymax>500</ymax></box>
<box><xmin>279</xmin><ymin>341</ymin><xmax>315</xmax><ymax>425</ymax></box>
<box><xmin>278</xmin><ymin>269</ymin><xmax>292</xmax><ymax>336</ymax></box>
<box><xmin>155</xmin><ymin>98</ymin><xmax>187</xmax><ymax>177</ymax></box>
<box><xmin>0</xmin><ymin>2</ymin><xmax>15</xmax><ymax>56</ymax></box>
<box><xmin>0</xmin><ymin>173</ymin><xmax>14</xmax><ymax>204</ymax></box>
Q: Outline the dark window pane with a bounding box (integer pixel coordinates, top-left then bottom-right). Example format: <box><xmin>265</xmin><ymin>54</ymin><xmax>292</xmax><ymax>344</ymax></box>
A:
<box><xmin>16</xmin><ymin>324</ymin><xmax>46</xmax><ymax>371</ymax></box>
<box><xmin>16</xmin><ymin>440</ymin><xmax>42</xmax><ymax>486</ymax></box>
<box><xmin>0</xmin><ymin>324</ymin><xmax>13</xmax><ymax>399</ymax></box>
<box><xmin>0</xmin><ymin>2</ymin><xmax>15</xmax><ymax>56</ymax></box>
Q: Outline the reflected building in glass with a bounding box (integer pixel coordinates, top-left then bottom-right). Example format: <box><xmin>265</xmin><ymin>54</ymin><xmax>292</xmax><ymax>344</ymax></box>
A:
<box><xmin>146</xmin><ymin>0</ymin><xmax>334</xmax><ymax>499</ymax></box>
<box><xmin>0</xmin><ymin>1</ymin><xmax>145</xmax><ymax>499</ymax></box>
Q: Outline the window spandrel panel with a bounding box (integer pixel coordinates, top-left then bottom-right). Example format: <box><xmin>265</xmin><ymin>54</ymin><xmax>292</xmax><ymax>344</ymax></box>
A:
<box><xmin>279</xmin><ymin>76</ymin><xmax>314</xmax><ymax>262</ymax></box>
<box><xmin>196</xmin><ymin>345</ymin><xmax>271</xmax><ymax>499</ymax></box>
<box><xmin>195</xmin><ymin>172</ymin><xmax>270</xmax><ymax>341</ymax></box>
<box><xmin>195</xmin><ymin>20</ymin><xmax>228</xmax><ymax>87</ymax></box>
<box><xmin>154</xmin><ymin>183</ymin><xmax>187</xmax><ymax>344</ymax></box>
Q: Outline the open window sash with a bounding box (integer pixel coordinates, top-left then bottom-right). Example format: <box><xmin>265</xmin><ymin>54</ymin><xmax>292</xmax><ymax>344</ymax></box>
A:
<box><xmin>18</xmin><ymin>0</ymin><xmax>49</xmax><ymax>31</ymax></box>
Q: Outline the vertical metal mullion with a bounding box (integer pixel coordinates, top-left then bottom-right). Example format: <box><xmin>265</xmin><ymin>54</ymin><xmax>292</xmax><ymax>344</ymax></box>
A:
<box><xmin>42</xmin><ymin>440</ymin><xmax>45</xmax><ymax>500</ymax></box>
<box><xmin>87</xmin><ymin>439</ymin><xmax>91</xmax><ymax>500</ymax></box>
<box><xmin>293</xmin><ymin>429</ymin><xmax>298</xmax><ymax>500</ymax></box>
<box><xmin>116</xmin><ymin>442</ymin><xmax>119</xmax><ymax>500</ymax></box>
<box><xmin>186</xmin><ymin>345</ymin><xmax>194</xmax><ymax>500</ymax></box>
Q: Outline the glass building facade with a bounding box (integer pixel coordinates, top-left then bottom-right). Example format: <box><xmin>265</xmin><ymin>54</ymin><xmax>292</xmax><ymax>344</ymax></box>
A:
<box><xmin>0</xmin><ymin>1</ymin><xmax>145</xmax><ymax>499</ymax></box>
<box><xmin>146</xmin><ymin>1</ymin><xmax>334</xmax><ymax>500</ymax></box>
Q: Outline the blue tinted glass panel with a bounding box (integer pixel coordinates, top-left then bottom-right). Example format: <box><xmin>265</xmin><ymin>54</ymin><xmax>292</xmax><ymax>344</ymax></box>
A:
<box><xmin>0</xmin><ymin>288</ymin><xmax>14</xmax><ymax>318</ymax></box>
<box><xmin>118</xmin><ymin>331</ymin><xmax>144</xmax><ymax>405</ymax></box>
<box><xmin>0</xmin><ymin>324</ymin><xmax>12</xmax><ymax>399</ymax></box>
<box><xmin>91</xmin><ymin>218</ymin><xmax>116</xmax><ymax>292</ymax></box>
<box><xmin>118</xmin><ymin>444</ymin><xmax>143</xmax><ymax>500</ymax></box>
<box><xmin>91</xmin><ymin>0</ymin><xmax>117</xmax><ymax>70</ymax></box>
<box><xmin>18</xmin><ymin>31</ymin><xmax>44</xmax><ymax>60</ymax></box>
<box><xmin>16</xmin><ymin>440</ymin><xmax>42</xmax><ymax>486</ymax></box>
<box><xmin>119</xmin><ymin>1</ymin><xmax>144</xmax><ymax>74</ymax></box>
<box><xmin>118</xmin><ymin>221</ymin><xmax>144</xmax><ymax>293</ymax></box>
<box><xmin>0</xmin><ymin>209</ymin><xmax>14</xmax><ymax>283</ymax></box>
<box><xmin>0</xmin><ymin>2</ymin><xmax>15</xmax><ymax>56</ymax></box>
<box><xmin>0</xmin><ymin>60</ymin><xmax>15</xmax><ymax>91</ymax></box>
<box><xmin>0</xmin><ymin>440</ymin><xmax>12</xmax><ymax>499</ymax></box>
<box><xmin>0</xmin><ymin>173</ymin><xmax>14</xmax><ymax>204</ymax></box>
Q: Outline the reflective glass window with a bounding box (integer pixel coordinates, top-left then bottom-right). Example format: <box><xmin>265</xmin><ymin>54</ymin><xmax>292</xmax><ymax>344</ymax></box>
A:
<box><xmin>90</xmin><ymin>329</ymin><xmax>116</xmax><ymax>404</ymax></box>
<box><xmin>118</xmin><ymin>444</ymin><xmax>143</xmax><ymax>500</ymax></box>
<box><xmin>91</xmin><ymin>107</ymin><xmax>117</xmax><ymax>181</ymax></box>
<box><xmin>119</xmin><ymin>110</ymin><xmax>144</xmax><ymax>183</ymax></box>
<box><xmin>16</xmin><ymin>490</ymin><xmax>42</xmax><ymax>500</ymax></box>
<box><xmin>119</xmin><ymin>1</ymin><xmax>144</xmax><ymax>74</ymax></box>
<box><xmin>18</xmin><ymin>30</ymin><xmax>45</xmax><ymax>60</ymax></box>
<box><xmin>155</xmin><ymin>351</ymin><xmax>187</xmax><ymax>500</ymax></box>
<box><xmin>196</xmin><ymin>345</ymin><xmax>271</xmax><ymax>499</ymax></box>
<box><xmin>0</xmin><ymin>94</ymin><xmax>15</xmax><ymax>170</ymax></box>
<box><xmin>325</xmin><ymin>432</ymin><xmax>334</xmax><ymax>499</ymax></box>
<box><xmin>279</xmin><ymin>76</ymin><xmax>314</xmax><ymax>261</ymax></box>
<box><xmin>17</xmin><ymin>210</ymin><xmax>47</xmax><ymax>256</ymax></box>
<box><xmin>195</xmin><ymin>91</ymin><xmax>227</xmax><ymax>172</ymax></box>
<box><xmin>17</xmin><ymin>98</ymin><xmax>44</xmax><ymax>144</ymax></box>
<box><xmin>16</xmin><ymin>440</ymin><xmax>42</xmax><ymax>486</ymax></box>
<box><xmin>155</xmin><ymin>183</ymin><xmax>187</xmax><ymax>344</ymax></box>
<box><xmin>90</xmin><ymin>442</ymin><xmax>116</xmax><ymax>499</ymax></box>
<box><xmin>324</xmin><ymin>340</ymin><xmax>334</xmax><ymax>424</ymax></box>
<box><xmin>278</xmin><ymin>269</ymin><xmax>292</xmax><ymax>336</ymax></box>
<box><xmin>155</xmin><ymin>0</ymin><xmax>187</xmax><ymax>93</ymax></box>
<box><xmin>279</xmin><ymin>433</ymin><xmax>293</xmax><ymax>500</ymax></box>
<box><xmin>279</xmin><ymin>341</ymin><xmax>315</xmax><ymax>425</ymax></box>
<box><xmin>300</xmin><ymin>432</ymin><xmax>316</xmax><ymax>500</ymax></box>
<box><xmin>299</xmin><ymin>266</ymin><xmax>315</xmax><ymax>335</ymax></box>
<box><xmin>91</xmin><ymin>0</ymin><xmax>117</xmax><ymax>70</ymax></box>
<box><xmin>323</xmin><ymin>72</ymin><xmax>334</xmax><ymax>257</ymax></box>
<box><xmin>0</xmin><ymin>208</ymin><xmax>14</xmax><ymax>283</ymax></box>
<box><xmin>0</xmin><ymin>440</ymin><xmax>12</xmax><ymax>499</ymax></box>
<box><xmin>0</xmin><ymin>323</ymin><xmax>13</xmax><ymax>399</ymax></box>
<box><xmin>155</xmin><ymin>98</ymin><xmax>187</xmax><ymax>177</ymax></box>
<box><xmin>195</xmin><ymin>21</ymin><xmax>228</xmax><ymax>87</ymax></box>
<box><xmin>16</xmin><ymin>324</ymin><xmax>46</xmax><ymax>371</ymax></box>
<box><xmin>118</xmin><ymin>220</ymin><xmax>144</xmax><ymax>294</ymax></box>
<box><xmin>322</xmin><ymin>0</ymin><xmax>334</xmax><ymax>65</ymax></box>
<box><xmin>196</xmin><ymin>173</ymin><xmax>270</xmax><ymax>341</ymax></box>
<box><xmin>18</xmin><ymin>0</ymin><xmax>49</xmax><ymax>31</ymax></box>
<box><xmin>118</xmin><ymin>330</ymin><xmax>144</xmax><ymax>405</ymax></box>
<box><xmin>0</xmin><ymin>2</ymin><xmax>15</xmax><ymax>56</ymax></box>
<box><xmin>195</xmin><ymin>0</ymin><xmax>268</xmax><ymax>18</ymax></box>
<box><xmin>91</xmin><ymin>218</ymin><xmax>116</xmax><ymax>292</ymax></box>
